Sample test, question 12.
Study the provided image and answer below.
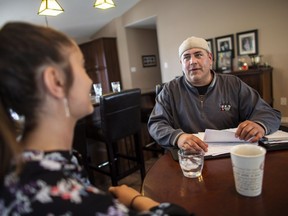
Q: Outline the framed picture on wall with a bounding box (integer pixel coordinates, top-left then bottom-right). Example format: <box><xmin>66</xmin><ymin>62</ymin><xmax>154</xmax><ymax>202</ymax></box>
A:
<box><xmin>142</xmin><ymin>55</ymin><xmax>157</xmax><ymax>67</ymax></box>
<box><xmin>206</xmin><ymin>38</ymin><xmax>216</xmax><ymax>69</ymax></box>
<box><xmin>206</xmin><ymin>38</ymin><xmax>214</xmax><ymax>58</ymax></box>
<box><xmin>215</xmin><ymin>34</ymin><xmax>234</xmax><ymax>57</ymax></box>
<box><xmin>216</xmin><ymin>50</ymin><xmax>233</xmax><ymax>72</ymax></box>
<box><xmin>236</xmin><ymin>29</ymin><xmax>258</xmax><ymax>56</ymax></box>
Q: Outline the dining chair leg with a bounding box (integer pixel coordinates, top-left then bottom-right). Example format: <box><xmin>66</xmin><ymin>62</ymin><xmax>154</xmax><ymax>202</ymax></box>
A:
<box><xmin>135</xmin><ymin>133</ymin><xmax>146</xmax><ymax>180</ymax></box>
<box><xmin>106</xmin><ymin>141</ymin><xmax>119</xmax><ymax>186</ymax></box>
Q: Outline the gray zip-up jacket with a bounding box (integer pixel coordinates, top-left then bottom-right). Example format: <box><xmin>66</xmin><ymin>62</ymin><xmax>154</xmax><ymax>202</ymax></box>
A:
<box><xmin>148</xmin><ymin>71</ymin><xmax>281</xmax><ymax>149</ymax></box>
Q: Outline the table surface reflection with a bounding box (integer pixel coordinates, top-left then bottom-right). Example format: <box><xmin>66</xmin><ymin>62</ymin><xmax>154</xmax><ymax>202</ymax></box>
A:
<box><xmin>142</xmin><ymin>150</ymin><xmax>288</xmax><ymax>216</ymax></box>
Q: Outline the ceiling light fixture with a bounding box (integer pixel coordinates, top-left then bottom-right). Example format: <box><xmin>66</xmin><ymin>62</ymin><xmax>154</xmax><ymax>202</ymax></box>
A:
<box><xmin>38</xmin><ymin>0</ymin><xmax>64</xmax><ymax>16</ymax></box>
<box><xmin>93</xmin><ymin>0</ymin><xmax>116</xmax><ymax>9</ymax></box>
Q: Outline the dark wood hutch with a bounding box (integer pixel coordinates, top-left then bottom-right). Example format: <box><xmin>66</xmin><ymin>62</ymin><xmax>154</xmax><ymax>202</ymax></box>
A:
<box><xmin>227</xmin><ymin>67</ymin><xmax>273</xmax><ymax>106</ymax></box>
<box><xmin>79</xmin><ymin>38</ymin><xmax>122</xmax><ymax>94</ymax></box>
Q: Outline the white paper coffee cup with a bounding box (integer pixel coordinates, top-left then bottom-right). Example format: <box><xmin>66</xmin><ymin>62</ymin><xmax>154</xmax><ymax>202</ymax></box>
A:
<box><xmin>230</xmin><ymin>144</ymin><xmax>266</xmax><ymax>197</ymax></box>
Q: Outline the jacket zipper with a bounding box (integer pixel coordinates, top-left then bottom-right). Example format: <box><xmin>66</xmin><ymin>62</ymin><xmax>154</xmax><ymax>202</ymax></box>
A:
<box><xmin>199</xmin><ymin>95</ymin><xmax>205</xmax><ymax>109</ymax></box>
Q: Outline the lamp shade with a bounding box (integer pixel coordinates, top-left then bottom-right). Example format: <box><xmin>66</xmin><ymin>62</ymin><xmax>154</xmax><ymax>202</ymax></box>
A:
<box><xmin>38</xmin><ymin>0</ymin><xmax>64</xmax><ymax>16</ymax></box>
<box><xmin>94</xmin><ymin>0</ymin><xmax>116</xmax><ymax>9</ymax></box>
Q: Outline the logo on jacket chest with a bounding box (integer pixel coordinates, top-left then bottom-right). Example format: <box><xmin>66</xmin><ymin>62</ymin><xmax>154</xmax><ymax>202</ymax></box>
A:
<box><xmin>220</xmin><ymin>103</ymin><xmax>231</xmax><ymax>111</ymax></box>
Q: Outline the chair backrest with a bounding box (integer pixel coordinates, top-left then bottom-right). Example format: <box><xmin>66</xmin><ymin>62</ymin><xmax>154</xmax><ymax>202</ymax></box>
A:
<box><xmin>100</xmin><ymin>88</ymin><xmax>141</xmax><ymax>142</ymax></box>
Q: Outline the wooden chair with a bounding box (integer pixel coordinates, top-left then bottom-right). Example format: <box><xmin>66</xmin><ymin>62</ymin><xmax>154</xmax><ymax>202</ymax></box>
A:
<box><xmin>141</xmin><ymin>83</ymin><xmax>165</xmax><ymax>155</ymax></box>
<box><xmin>87</xmin><ymin>88</ymin><xmax>146</xmax><ymax>186</ymax></box>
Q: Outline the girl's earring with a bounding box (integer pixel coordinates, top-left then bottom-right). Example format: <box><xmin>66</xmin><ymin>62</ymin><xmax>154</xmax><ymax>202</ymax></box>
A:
<box><xmin>63</xmin><ymin>98</ymin><xmax>70</xmax><ymax>118</ymax></box>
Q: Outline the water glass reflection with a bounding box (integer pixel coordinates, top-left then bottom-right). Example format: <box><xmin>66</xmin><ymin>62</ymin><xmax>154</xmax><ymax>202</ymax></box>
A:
<box><xmin>93</xmin><ymin>83</ymin><xmax>102</xmax><ymax>103</ymax></box>
<box><xmin>111</xmin><ymin>81</ymin><xmax>121</xmax><ymax>93</ymax></box>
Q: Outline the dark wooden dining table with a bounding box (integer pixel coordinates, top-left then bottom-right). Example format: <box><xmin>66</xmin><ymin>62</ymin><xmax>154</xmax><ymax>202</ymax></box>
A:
<box><xmin>141</xmin><ymin>149</ymin><xmax>288</xmax><ymax>216</ymax></box>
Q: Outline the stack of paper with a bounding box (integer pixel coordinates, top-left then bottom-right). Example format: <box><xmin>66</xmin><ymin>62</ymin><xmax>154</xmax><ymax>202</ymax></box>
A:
<box><xmin>195</xmin><ymin>129</ymin><xmax>255</xmax><ymax>158</ymax></box>
<box><xmin>263</xmin><ymin>130</ymin><xmax>288</xmax><ymax>141</ymax></box>
<box><xmin>203</xmin><ymin>129</ymin><xmax>248</xmax><ymax>143</ymax></box>
<box><xmin>259</xmin><ymin>130</ymin><xmax>288</xmax><ymax>150</ymax></box>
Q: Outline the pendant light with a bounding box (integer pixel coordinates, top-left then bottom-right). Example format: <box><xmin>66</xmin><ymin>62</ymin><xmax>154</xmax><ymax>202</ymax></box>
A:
<box><xmin>93</xmin><ymin>0</ymin><xmax>116</xmax><ymax>9</ymax></box>
<box><xmin>38</xmin><ymin>0</ymin><xmax>64</xmax><ymax>16</ymax></box>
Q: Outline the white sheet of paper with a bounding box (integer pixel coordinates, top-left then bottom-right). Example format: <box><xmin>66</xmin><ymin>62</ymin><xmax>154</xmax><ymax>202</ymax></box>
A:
<box><xmin>203</xmin><ymin>129</ymin><xmax>247</xmax><ymax>143</ymax></box>
<box><xmin>194</xmin><ymin>129</ymin><xmax>256</xmax><ymax>157</ymax></box>
<box><xmin>205</xmin><ymin>142</ymin><xmax>256</xmax><ymax>157</ymax></box>
<box><xmin>263</xmin><ymin>130</ymin><xmax>288</xmax><ymax>141</ymax></box>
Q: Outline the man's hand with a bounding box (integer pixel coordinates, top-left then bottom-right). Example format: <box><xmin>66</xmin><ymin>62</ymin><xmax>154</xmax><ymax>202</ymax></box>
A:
<box><xmin>177</xmin><ymin>133</ymin><xmax>208</xmax><ymax>152</ymax></box>
<box><xmin>235</xmin><ymin>120</ymin><xmax>265</xmax><ymax>142</ymax></box>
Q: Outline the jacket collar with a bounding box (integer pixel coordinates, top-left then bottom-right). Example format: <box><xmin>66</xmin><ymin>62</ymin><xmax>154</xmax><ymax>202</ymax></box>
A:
<box><xmin>183</xmin><ymin>69</ymin><xmax>217</xmax><ymax>90</ymax></box>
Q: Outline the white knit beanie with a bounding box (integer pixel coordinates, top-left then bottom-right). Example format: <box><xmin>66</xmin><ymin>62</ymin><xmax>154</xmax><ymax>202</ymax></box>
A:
<box><xmin>178</xmin><ymin>36</ymin><xmax>211</xmax><ymax>58</ymax></box>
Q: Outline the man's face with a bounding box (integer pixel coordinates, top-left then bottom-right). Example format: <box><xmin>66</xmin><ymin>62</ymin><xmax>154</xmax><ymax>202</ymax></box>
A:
<box><xmin>180</xmin><ymin>48</ymin><xmax>213</xmax><ymax>86</ymax></box>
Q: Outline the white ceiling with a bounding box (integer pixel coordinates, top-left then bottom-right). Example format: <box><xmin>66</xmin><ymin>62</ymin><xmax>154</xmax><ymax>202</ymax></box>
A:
<box><xmin>0</xmin><ymin>0</ymin><xmax>142</xmax><ymax>43</ymax></box>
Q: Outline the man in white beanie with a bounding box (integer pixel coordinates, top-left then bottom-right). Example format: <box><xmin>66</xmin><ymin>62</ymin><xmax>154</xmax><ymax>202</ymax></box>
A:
<box><xmin>148</xmin><ymin>36</ymin><xmax>281</xmax><ymax>152</ymax></box>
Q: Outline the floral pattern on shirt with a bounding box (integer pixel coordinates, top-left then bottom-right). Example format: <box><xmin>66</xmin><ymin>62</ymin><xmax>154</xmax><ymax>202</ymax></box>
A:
<box><xmin>0</xmin><ymin>150</ymin><xmax>189</xmax><ymax>216</ymax></box>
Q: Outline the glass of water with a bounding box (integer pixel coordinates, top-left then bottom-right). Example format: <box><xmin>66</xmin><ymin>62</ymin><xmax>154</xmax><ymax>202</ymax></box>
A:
<box><xmin>178</xmin><ymin>149</ymin><xmax>204</xmax><ymax>178</ymax></box>
<box><xmin>93</xmin><ymin>83</ymin><xmax>102</xmax><ymax>103</ymax></box>
<box><xmin>111</xmin><ymin>81</ymin><xmax>121</xmax><ymax>93</ymax></box>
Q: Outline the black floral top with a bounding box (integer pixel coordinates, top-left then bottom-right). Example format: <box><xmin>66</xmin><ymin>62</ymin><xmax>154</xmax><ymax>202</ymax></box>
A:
<box><xmin>0</xmin><ymin>151</ymin><xmax>189</xmax><ymax>215</ymax></box>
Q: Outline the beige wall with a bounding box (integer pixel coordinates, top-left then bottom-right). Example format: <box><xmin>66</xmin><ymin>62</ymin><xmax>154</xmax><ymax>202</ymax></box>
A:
<box><xmin>92</xmin><ymin>0</ymin><xmax>288</xmax><ymax>118</ymax></box>
<box><xmin>126</xmin><ymin>28</ymin><xmax>161</xmax><ymax>91</ymax></box>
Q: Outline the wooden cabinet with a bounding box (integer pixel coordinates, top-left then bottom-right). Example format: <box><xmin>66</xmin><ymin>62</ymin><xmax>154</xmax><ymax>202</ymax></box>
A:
<box><xmin>229</xmin><ymin>67</ymin><xmax>273</xmax><ymax>106</ymax></box>
<box><xmin>79</xmin><ymin>38</ymin><xmax>121</xmax><ymax>94</ymax></box>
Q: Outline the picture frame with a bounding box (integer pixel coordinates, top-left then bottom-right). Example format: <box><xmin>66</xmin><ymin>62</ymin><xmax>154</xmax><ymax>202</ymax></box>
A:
<box><xmin>236</xmin><ymin>29</ymin><xmax>258</xmax><ymax>56</ymax></box>
<box><xmin>142</xmin><ymin>55</ymin><xmax>157</xmax><ymax>67</ymax></box>
<box><xmin>216</xmin><ymin>50</ymin><xmax>233</xmax><ymax>72</ymax></box>
<box><xmin>215</xmin><ymin>34</ymin><xmax>234</xmax><ymax>57</ymax></box>
<box><xmin>206</xmin><ymin>38</ymin><xmax>214</xmax><ymax>56</ymax></box>
<box><xmin>206</xmin><ymin>38</ymin><xmax>216</xmax><ymax>69</ymax></box>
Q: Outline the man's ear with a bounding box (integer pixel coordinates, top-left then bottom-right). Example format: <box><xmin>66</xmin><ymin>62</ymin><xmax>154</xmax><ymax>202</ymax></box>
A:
<box><xmin>42</xmin><ymin>67</ymin><xmax>65</xmax><ymax>98</ymax></box>
<box><xmin>208</xmin><ymin>52</ymin><xmax>213</xmax><ymax>66</ymax></box>
<box><xmin>208</xmin><ymin>52</ymin><xmax>213</xmax><ymax>61</ymax></box>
